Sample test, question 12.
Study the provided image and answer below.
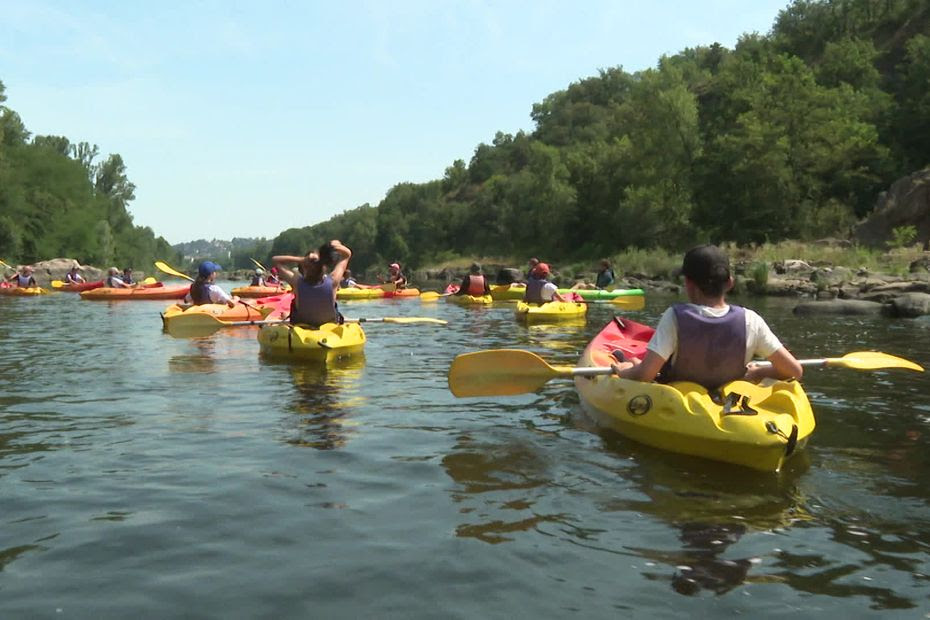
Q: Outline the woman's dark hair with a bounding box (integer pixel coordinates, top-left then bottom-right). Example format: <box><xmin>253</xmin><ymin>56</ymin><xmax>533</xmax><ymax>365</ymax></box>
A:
<box><xmin>318</xmin><ymin>242</ymin><xmax>337</xmax><ymax>268</ymax></box>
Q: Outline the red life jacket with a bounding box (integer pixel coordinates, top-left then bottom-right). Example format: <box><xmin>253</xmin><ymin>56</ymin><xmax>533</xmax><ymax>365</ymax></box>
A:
<box><xmin>466</xmin><ymin>275</ymin><xmax>486</xmax><ymax>296</ymax></box>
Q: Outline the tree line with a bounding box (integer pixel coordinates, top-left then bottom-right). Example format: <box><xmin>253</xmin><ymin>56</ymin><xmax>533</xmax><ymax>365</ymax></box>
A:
<box><xmin>269</xmin><ymin>0</ymin><xmax>930</xmax><ymax>273</ymax></box>
<box><xmin>0</xmin><ymin>80</ymin><xmax>179</xmax><ymax>269</ymax></box>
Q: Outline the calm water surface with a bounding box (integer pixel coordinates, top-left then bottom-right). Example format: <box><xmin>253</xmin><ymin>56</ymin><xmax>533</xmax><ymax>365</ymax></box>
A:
<box><xmin>2</xmin><ymin>285</ymin><xmax>929</xmax><ymax>617</ymax></box>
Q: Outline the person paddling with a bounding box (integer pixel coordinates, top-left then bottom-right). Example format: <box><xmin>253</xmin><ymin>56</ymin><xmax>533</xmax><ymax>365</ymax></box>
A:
<box><xmin>342</xmin><ymin>269</ymin><xmax>360</xmax><ymax>288</ymax></box>
<box><xmin>185</xmin><ymin>261</ymin><xmax>237</xmax><ymax>307</ymax></box>
<box><xmin>266</xmin><ymin>267</ymin><xmax>281</xmax><ymax>286</ymax></box>
<box><xmin>64</xmin><ymin>265</ymin><xmax>85</xmax><ymax>285</ymax></box>
<box><xmin>105</xmin><ymin>267</ymin><xmax>133</xmax><ymax>288</ymax></box>
<box><xmin>523</xmin><ymin>263</ymin><xmax>568</xmax><ymax>304</ymax></box>
<box><xmin>611</xmin><ymin>244</ymin><xmax>803</xmax><ymax>388</ymax></box>
<box><xmin>454</xmin><ymin>263</ymin><xmax>491</xmax><ymax>297</ymax></box>
<box><xmin>250</xmin><ymin>269</ymin><xmax>266</xmax><ymax>287</ymax></box>
<box><xmin>273</xmin><ymin>240</ymin><xmax>351</xmax><ymax>327</ymax></box>
<box><xmin>380</xmin><ymin>262</ymin><xmax>407</xmax><ymax>290</ymax></box>
<box><xmin>122</xmin><ymin>267</ymin><xmax>135</xmax><ymax>286</ymax></box>
<box><xmin>7</xmin><ymin>265</ymin><xmax>37</xmax><ymax>288</ymax></box>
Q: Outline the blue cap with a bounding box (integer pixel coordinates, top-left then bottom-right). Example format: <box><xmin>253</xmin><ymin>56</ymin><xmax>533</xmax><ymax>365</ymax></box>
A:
<box><xmin>198</xmin><ymin>261</ymin><xmax>222</xmax><ymax>277</ymax></box>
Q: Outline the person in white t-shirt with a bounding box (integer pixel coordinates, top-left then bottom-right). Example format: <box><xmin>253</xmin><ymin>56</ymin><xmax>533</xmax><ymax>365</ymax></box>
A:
<box><xmin>612</xmin><ymin>245</ymin><xmax>802</xmax><ymax>389</ymax></box>
<box><xmin>522</xmin><ymin>262</ymin><xmax>568</xmax><ymax>304</ymax></box>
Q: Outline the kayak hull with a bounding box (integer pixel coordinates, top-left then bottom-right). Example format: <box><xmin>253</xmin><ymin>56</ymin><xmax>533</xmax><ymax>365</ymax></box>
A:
<box><xmin>0</xmin><ymin>286</ymin><xmax>49</xmax><ymax>296</ymax></box>
<box><xmin>80</xmin><ymin>285</ymin><xmax>190</xmax><ymax>300</ymax></box>
<box><xmin>231</xmin><ymin>285</ymin><xmax>290</xmax><ymax>298</ymax></box>
<box><xmin>515</xmin><ymin>301</ymin><xmax>587</xmax><ymax>322</ymax></box>
<box><xmin>490</xmin><ymin>284</ymin><xmax>526</xmax><ymax>301</ymax></box>
<box><xmin>574</xmin><ymin>318</ymin><xmax>815</xmax><ymax>472</ymax></box>
<box><xmin>258</xmin><ymin>322</ymin><xmax>366</xmax><ymax>362</ymax></box>
<box><xmin>447</xmin><ymin>293</ymin><xmax>493</xmax><ymax>306</ymax></box>
<box><xmin>383</xmin><ymin>288</ymin><xmax>421</xmax><ymax>298</ymax></box>
<box><xmin>556</xmin><ymin>288</ymin><xmax>645</xmax><ymax>300</ymax></box>
<box><xmin>58</xmin><ymin>280</ymin><xmax>105</xmax><ymax>292</ymax></box>
<box><xmin>161</xmin><ymin>294</ymin><xmax>292</xmax><ymax>331</ymax></box>
<box><xmin>337</xmin><ymin>287</ymin><xmax>385</xmax><ymax>300</ymax></box>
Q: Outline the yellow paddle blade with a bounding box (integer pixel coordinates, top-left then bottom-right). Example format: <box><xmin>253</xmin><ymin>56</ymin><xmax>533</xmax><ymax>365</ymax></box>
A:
<box><xmin>825</xmin><ymin>351</ymin><xmax>924</xmax><ymax>372</ymax></box>
<box><xmin>448</xmin><ymin>349</ymin><xmax>575</xmax><ymax>397</ymax></box>
<box><xmin>609</xmin><ymin>295</ymin><xmax>645</xmax><ymax>310</ymax></box>
<box><xmin>51</xmin><ymin>280</ymin><xmax>65</xmax><ymax>288</ymax></box>
<box><xmin>0</xmin><ymin>259</ymin><xmax>12</xmax><ymax>270</ymax></box>
<box><xmin>142</xmin><ymin>276</ymin><xmax>157</xmax><ymax>285</ymax></box>
<box><xmin>155</xmin><ymin>261</ymin><xmax>195</xmax><ymax>282</ymax></box>
<box><xmin>250</xmin><ymin>257</ymin><xmax>267</xmax><ymax>271</ymax></box>
<box><xmin>420</xmin><ymin>291</ymin><xmax>441</xmax><ymax>301</ymax></box>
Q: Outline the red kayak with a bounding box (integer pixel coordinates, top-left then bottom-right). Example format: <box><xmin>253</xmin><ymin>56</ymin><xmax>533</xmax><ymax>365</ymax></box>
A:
<box><xmin>58</xmin><ymin>280</ymin><xmax>105</xmax><ymax>292</ymax></box>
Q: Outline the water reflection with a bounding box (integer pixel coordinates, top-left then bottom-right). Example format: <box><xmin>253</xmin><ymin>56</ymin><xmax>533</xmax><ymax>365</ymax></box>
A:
<box><xmin>274</xmin><ymin>357</ymin><xmax>366</xmax><ymax>450</ymax></box>
<box><xmin>167</xmin><ymin>338</ymin><xmax>219</xmax><ymax>374</ymax></box>
<box><xmin>441</xmin><ymin>433</ymin><xmax>570</xmax><ymax>544</ymax></box>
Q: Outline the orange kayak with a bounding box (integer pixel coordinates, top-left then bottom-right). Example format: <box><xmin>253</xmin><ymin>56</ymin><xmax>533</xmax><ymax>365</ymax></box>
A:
<box><xmin>231</xmin><ymin>285</ymin><xmax>290</xmax><ymax>298</ymax></box>
<box><xmin>383</xmin><ymin>288</ymin><xmax>421</xmax><ymax>298</ymax></box>
<box><xmin>161</xmin><ymin>293</ymin><xmax>293</xmax><ymax>331</ymax></box>
<box><xmin>80</xmin><ymin>284</ymin><xmax>190</xmax><ymax>300</ymax></box>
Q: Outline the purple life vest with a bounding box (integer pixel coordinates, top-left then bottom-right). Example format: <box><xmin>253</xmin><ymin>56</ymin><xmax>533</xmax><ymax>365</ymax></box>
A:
<box><xmin>292</xmin><ymin>275</ymin><xmax>338</xmax><ymax>327</ymax></box>
<box><xmin>524</xmin><ymin>277</ymin><xmax>547</xmax><ymax>304</ymax></box>
<box><xmin>16</xmin><ymin>274</ymin><xmax>33</xmax><ymax>287</ymax></box>
<box><xmin>662</xmin><ymin>304</ymin><xmax>747</xmax><ymax>389</ymax></box>
<box><xmin>190</xmin><ymin>279</ymin><xmax>211</xmax><ymax>305</ymax></box>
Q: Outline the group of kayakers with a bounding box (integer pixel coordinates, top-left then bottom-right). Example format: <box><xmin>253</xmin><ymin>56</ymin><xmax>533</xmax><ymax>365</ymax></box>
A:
<box><xmin>6</xmin><ymin>241</ymin><xmax>802</xmax><ymax>392</ymax></box>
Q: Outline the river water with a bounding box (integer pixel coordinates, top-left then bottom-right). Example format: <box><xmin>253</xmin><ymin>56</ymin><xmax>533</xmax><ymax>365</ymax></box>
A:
<box><xmin>1</xmin><ymin>286</ymin><xmax>929</xmax><ymax>617</ymax></box>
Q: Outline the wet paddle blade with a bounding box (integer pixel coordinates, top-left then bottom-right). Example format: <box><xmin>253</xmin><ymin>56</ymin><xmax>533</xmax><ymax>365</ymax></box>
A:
<box><xmin>155</xmin><ymin>261</ymin><xmax>195</xmax><ymax>282</ymax></box>
<box><xmin>51</xmin><ymin>280</ymin><xmax>65</xmax><ymax>289</ymax></box>
<box><xmin>448</xmin><ymin>349</ymin><xmax>571</xmax><ymax>397</ymax></box>
<box><xmin>420</xmin><ymin>292</ymin><xmax>441</xmax><ymax>301</ymax></box>
<box><xmin>609</xmin><ymin>295</ymin><xmax>645</xmax><ymax>310</ymax></box>
<box><xmin>142</xmin><ymin>276</ymin><xmax>157</xmax><ymax>285</ymax></box>
<box><xmin>825</xmin><ymin>351</ymin><xmax>924</xmax><ymax>372</ymax></box>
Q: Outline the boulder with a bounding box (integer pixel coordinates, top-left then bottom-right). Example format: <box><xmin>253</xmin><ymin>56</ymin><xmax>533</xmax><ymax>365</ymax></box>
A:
<box><xmin>793</xmin><ymin>300</ymin><xmax>884</xmax><ymax>316</ymax></box>
<box><xmin>856</xmin><ymin>167</ymin><xmax>930</xmax><ymax>248</ymax></box>
<box><xmin>773</xmin><ymin>259</ymin><xmax>813</xmax><ymax>275</ymax></box>
<box><xmin>31</xmin><ymin>258</ymin><xmax>105</xmax><ymax>283</ymax></box>
<box><xmin>757</xmin><ymin>278</ymin><xmax>818</xmax><ymax>296</ymax></box>
<box><xmin>811</xmin><ymin>266</ymin><xmax>854</xmax><ymax>287</ymax></box>
<box><xmin>909</xmin><ymin>254</ymin><xmax>930</xmax><ymax>273</ymax></box>
<box><xmin>883</xmin><ymin>292</ymin><xmax>930</xmax><ymax>318</ymax></box>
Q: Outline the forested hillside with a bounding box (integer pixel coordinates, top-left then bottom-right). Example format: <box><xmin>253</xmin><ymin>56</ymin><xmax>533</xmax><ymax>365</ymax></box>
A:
<box><xmin>0</xmin><ymin>81</ymin><xmax>178</xmax><ymax>267</ymax></box>
<box><xmin>270</xmin><ymin>0</ymin><xmax>930</xmax><ymax>271</ymax></box>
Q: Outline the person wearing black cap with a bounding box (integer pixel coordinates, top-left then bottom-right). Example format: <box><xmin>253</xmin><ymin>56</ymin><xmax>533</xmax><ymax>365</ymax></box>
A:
<box><xmin>611</xmin><ymin>245</ymin><xmax>802</xmax><ymax>389</ymax></box>
<box><xmin>185</xmin><ymin>261</ymin><xmax>237</xmax><ymax>307</ymax></box>
<box><xmin>454</xmin><ymin>263</ymin><xmax>492</xmax><ymax>297</ymax></box>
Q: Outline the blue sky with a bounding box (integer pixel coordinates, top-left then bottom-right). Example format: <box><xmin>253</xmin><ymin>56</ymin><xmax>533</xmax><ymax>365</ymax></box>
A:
<box><xmin>1</xmin><ymin>0</ymin><xmax>790</xmax><ymax>244</ymax></box>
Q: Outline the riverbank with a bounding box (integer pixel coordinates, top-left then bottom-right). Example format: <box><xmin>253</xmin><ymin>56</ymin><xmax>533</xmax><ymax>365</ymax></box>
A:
<box><xmin>406</xmin><ymin>240</ymin><xmax>930</xmax><ymax>317</ymax></box>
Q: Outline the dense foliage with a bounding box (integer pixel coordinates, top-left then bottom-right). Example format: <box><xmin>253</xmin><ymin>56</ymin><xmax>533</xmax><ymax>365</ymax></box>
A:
<box><xmin>270</xmin><ymin>0</ymin><xmax>930</xmax><ymax>272</ymax></box>
<box><xmin>0</xmin><ymin>81</ymin><xmax>178</xmax><ymax>268</ymax></box>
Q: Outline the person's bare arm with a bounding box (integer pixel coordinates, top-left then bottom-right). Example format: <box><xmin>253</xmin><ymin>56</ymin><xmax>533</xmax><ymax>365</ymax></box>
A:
<box><xmin>744</xmin><ymin>348</ymin><xmax>803</xmax><ymax>383</ymax></box>
<box><xmin>272</xmin><ymin>255</ymin><xmax>303</xmax><ymax>287</ymax></box>
<box><xmin>329</xmin><ymin>241</ymin><xmax>352</xmax><ymax>287</ymax></box>
<box><xmin>612</xmin><ymin>350</ymin><xmax>667</xmax><ymax>383</ymax></box>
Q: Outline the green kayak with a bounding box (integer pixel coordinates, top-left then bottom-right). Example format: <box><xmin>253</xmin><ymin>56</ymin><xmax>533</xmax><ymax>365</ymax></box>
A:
<box><xmin>556</xmin><ymin>288</ymin><xmax>645</xmax><ymax>301</ymax></box>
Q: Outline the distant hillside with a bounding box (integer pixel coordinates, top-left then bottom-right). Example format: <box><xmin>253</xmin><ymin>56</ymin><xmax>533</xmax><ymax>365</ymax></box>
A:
<box><xmin>173</xmin><ymin>237</ymin><xmax>271</xmax><ymax>270</ymax></box>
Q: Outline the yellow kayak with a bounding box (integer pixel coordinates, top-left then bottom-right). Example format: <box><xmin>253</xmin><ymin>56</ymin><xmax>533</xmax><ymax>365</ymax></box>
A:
<box><xmin>0</xmin><ymin>286</ymin><xmax>49</xmax><ymax>296</ymax></box>
<box><xmin>574</xmin><ymin>318</ymin><xmax>815</xmax><ymax>471</ymax></box>
<box><xmin>446</xmin><ymin>293</ymin><xmax>493</xmax><ymax>305</ymax></box>
<box><xmin>258</xmin><ymin>322</ymin><xmax>366</xmax><ymax>362</ymax></box>
<box><xmin>490</xmin><ymin>283</ymin><xmax>526</xmax><ymax>301</ymax></box>
<box><xmin>336</xmin><ymin>287</ymin><xmax>385</xmax><ymax>300</ymax></box>
<box><xmin>515</xmin><ymin>300</ymin><xmax>587</xmax><ymax>322</ymax></box>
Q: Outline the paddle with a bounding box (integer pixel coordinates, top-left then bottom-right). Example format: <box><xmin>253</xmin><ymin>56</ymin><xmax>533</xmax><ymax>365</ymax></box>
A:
<box><xmin>154</xmin><ymin>261</ymin><xmax>195</xmax><ymax>282</ymax></box>
<box><xmin>757</xmin><ymin>352</ymin><xmax>924</xmax><ymax>372</ymax></box>
<box><xmin>577</xmin><ymin>296</ymin><xmax>645</xmax><ymax>310</ymax></box>
<box><xmin>0</xmin><ymin>259</ymin><xmax>13</xmax><ymax>271</ymax></box>
<box><xmin>448</xmin><ymin>349</ymin><xmax>924</xmax><ymax>398</ymax></box>
<box><xmin>250</xmin><ymin>257</ymin><xmax>268</xmax><ymax>271</ymax></box>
